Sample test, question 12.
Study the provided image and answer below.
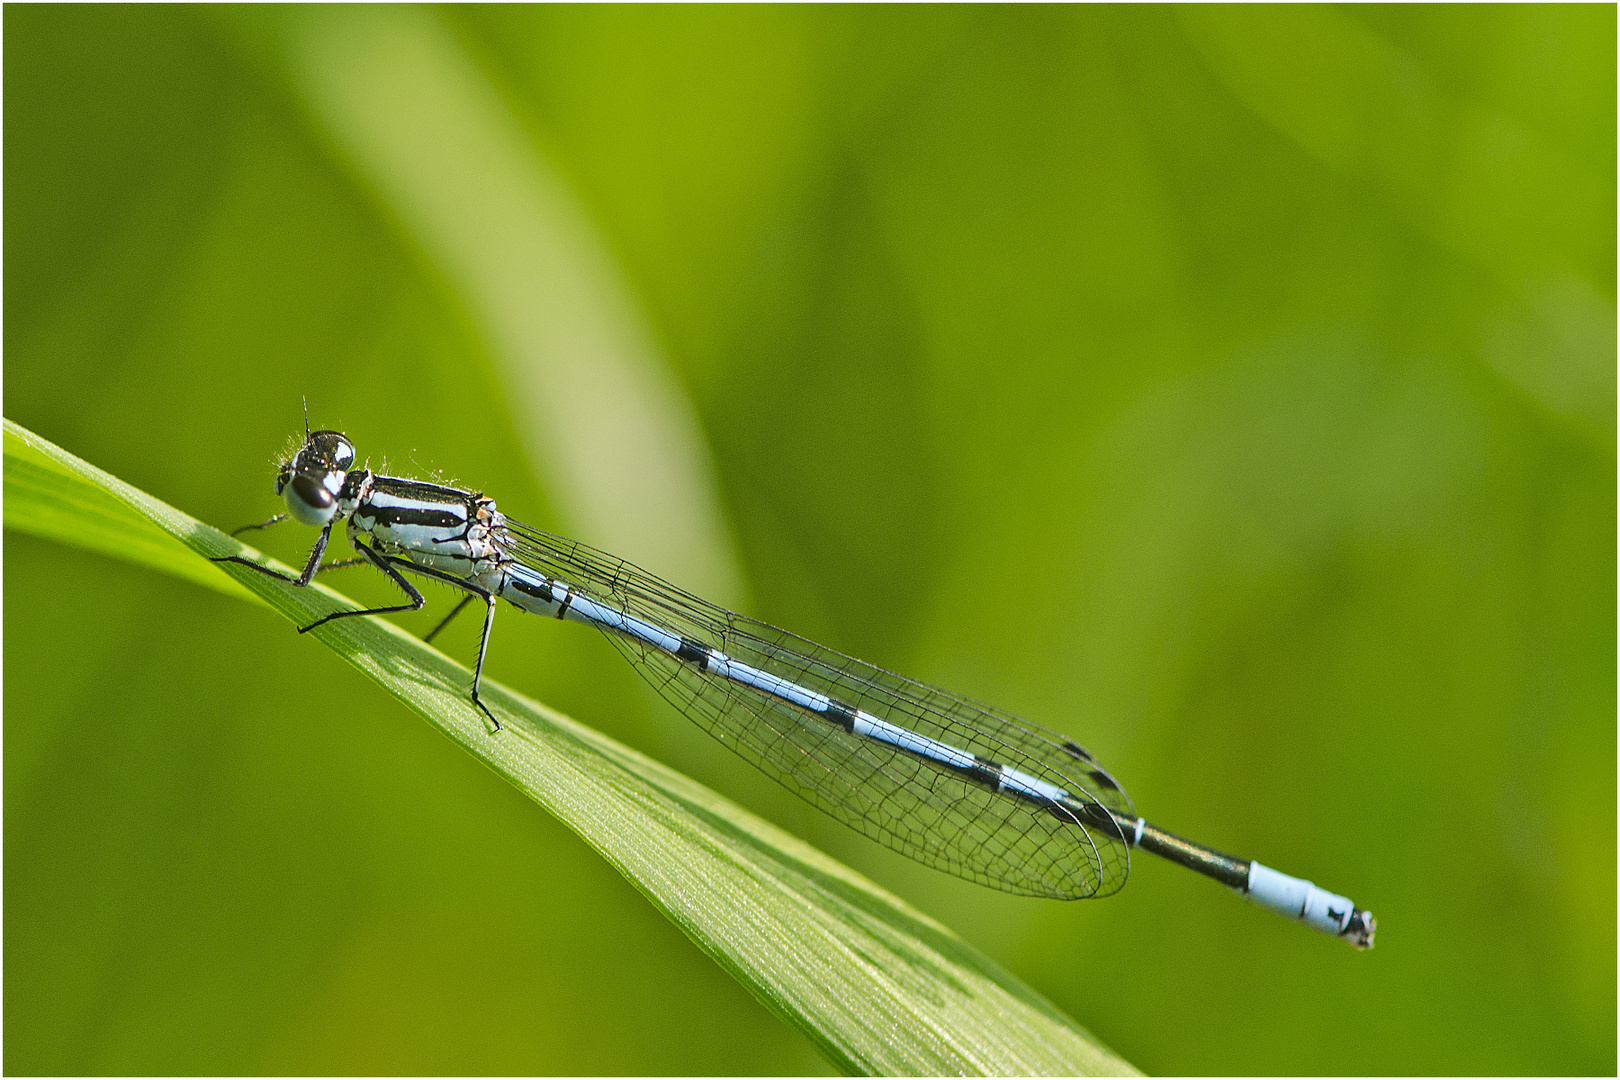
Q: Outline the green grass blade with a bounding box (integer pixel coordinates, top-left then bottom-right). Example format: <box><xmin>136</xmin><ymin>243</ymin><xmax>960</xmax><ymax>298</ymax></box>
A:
<box><xmin>2</xmin><ymin>417</ymin><xmax>1138</xmax><ymax>1077</ymax></box>
<box><xmin>4</xmin><ymin>424</ymin><xmax>263</xmax><ymax>605</ymax></box>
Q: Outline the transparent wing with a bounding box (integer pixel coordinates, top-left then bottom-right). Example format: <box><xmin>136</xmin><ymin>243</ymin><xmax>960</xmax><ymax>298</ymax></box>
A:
<box><xmin>501</xmin><ymin>519</ymin><xmax>1133</xmax><ymax>900</ymax></box>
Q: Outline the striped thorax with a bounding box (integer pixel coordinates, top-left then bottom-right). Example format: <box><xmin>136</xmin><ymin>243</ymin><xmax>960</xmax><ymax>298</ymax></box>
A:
<box><xmin>345</xmin><ymin>474</ymin><xmax>510</xmax><ymax>595</ymax></box>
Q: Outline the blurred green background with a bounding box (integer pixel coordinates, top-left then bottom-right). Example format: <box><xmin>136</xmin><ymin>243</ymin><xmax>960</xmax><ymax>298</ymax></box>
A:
<box><xmin>5</xmin><ymin>5</ymin><xmax>1613</xmax><ymax>1075</ymax></box>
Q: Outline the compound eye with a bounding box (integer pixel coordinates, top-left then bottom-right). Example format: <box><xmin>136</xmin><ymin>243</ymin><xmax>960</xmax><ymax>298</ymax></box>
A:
<box><xmin>305</xmin><ymin>430</ymin><xmax>355</xmax><ymax>473</ymax></box>
<box><xmin>286</xmin><ymin>472</ymin><xmax>338</xmax><ymax>527</ymax></box>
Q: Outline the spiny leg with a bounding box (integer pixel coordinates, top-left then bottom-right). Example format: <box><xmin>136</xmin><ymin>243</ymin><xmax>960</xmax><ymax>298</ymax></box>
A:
<box><xmin>296</xmin><ymin>539</ymin><xmax>425</xmax><ymax>632</ymax></box>
<box><xmin>467</xmin><ymin>593</ymin><xmax>502</xmax><ymax>733</ymax></box>
<box><xmin>315</xmin><ymin>558</ymin><xmax>368</xmax><ymax>573</ymax></box>
<box><xmin>317</xmin><ymin>560</ymin><xmax>477</xmax><ymax>648</ymax></box>
<box><xmin>330</xmin><ymin>553</ymin><xmax>502</xmax><ymax>733</ymax></box>
<box><xmin>224</xmin><ymin>527</ymin><xmax>503</xmax><ymax>734</ymax></box>
<box><xmin>213</xmin><ymin>518</ymin><xmax>335</xmax><ymax>587</ymax></box>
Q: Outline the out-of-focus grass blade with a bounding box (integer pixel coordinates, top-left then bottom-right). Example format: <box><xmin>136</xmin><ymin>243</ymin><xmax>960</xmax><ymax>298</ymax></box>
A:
<box><xmin>1</xmin><ymin>418</ymin><xmax>1138</xmax><ymax>1077</ymax></box>
<box><xmin>253</xmin><ymin>4</ymin><xmax>747</xmax><ymax>606</ymax></box>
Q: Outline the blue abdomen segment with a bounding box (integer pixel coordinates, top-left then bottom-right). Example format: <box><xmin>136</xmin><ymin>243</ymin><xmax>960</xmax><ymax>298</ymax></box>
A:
<box><xmin>499</xmin><ymin>566</ymin><xmax>685</xmax><ymax>656</ymax></box>
<box><xmin>494</xmin><ymin>564</ymin><xmax>1082</xmax><ymax>813</ymax></box>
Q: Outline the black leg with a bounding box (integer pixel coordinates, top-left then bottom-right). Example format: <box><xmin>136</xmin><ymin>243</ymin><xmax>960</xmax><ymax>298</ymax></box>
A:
<box><xmin>423</xmin><ymin>595</ymin><xmax>476</xmax><ymax>644</ymax></box>
<box><xmin>212</xmin><ymin>519</ymin><xmax>335</xmax><ymax>586</ymax></box>
<box><xmin>372</xmin><ymin>560</ymin><xmax>502</xmax><ymax>733</ymax></box>
<box><xmin>315</xmin><ymin>558</ymin><xmax>368</xmax><ymax>573</ymax></box>
<box><xmin>468</xmin><ymin>594</ymin><xmax>502</xmax><ymax>733</ymax></box>
<box><xmin>296</xmin><ymin>539</ymin><xmax>425</xmax><ymax>632</ymax></box>
<box><xmin>361</xmin><ymin>558</ymin><xmax>503</xmax><ymax>733</ymax></box>
<box><xmin>230</xmin><ymin>513</ymin><xmax>288</xmax><ymax>537</ymax></box>
<box><xmin>292</xmin><ymin>524</ymin><xmax>336</xmax><ymax>586</ymax></box>
<box><xmin>212</xmin><ymin>554</ymin><xmax>299</xmax><ymax>584</ymax></box>
<box><xmin>218</xmin><ymin>527</ymin><xmax>503</xmax><ymax>736</ymax></box>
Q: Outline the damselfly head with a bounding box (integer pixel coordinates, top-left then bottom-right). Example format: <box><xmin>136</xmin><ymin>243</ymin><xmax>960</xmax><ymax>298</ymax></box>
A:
<box><xmin>275</xmin><ymin>430</ymin><xmax>356</xmax><ymax>527</ymax></box>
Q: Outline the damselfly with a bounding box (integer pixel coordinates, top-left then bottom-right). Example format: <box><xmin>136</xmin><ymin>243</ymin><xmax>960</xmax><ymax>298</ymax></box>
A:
<box><xmin>216</xmin><ymin>424</ymin><xmax>1376</xmax><ymax>949</ymax></box>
